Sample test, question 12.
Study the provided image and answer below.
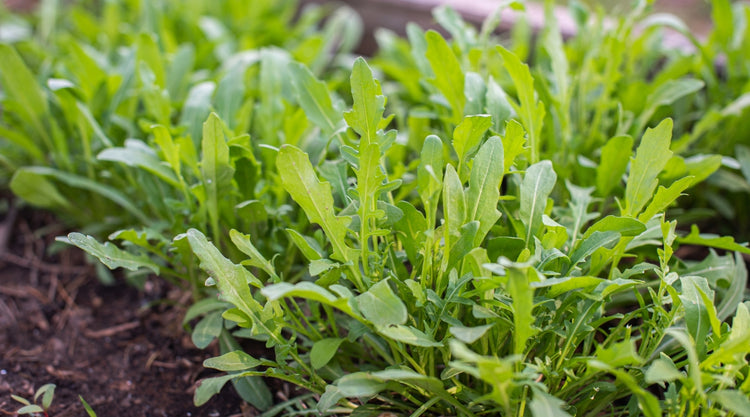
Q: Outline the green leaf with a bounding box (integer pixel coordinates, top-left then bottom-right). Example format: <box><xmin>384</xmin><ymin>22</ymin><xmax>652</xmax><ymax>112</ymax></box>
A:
<box><xmin>568</xmin><ymin>231</ymin><xmax>621</xmax><ymax>272</ymax></box>
<box><xmin>442</xmin><ymin>164</ymin><xmax>466</xmax><ymax>254</ymax></box>
<box><xmin>11</xmin><ymin>167</ymin><xmax>152</xmax><ymax>225</ymax></box>
<box><xmin>80</xmin><ymin>396</ymin><xmax>97</xmax><ymax>417</ymax></box>
<box><xmin>703</xmin><ymin>303</ymin><xmax>750</xmax><ymax>368</ymax></box>
<box><xmin>261</xmin><ymin>282</ymin><xmax>357</xmax><ymax>318</ymax></box>
<box><xmin>372</xmin><ymin>369</ymin><xmax>444</xmax><ymax>392</ymax></box>
<box><xmin>638</xmin><ymin>176</ymin><xmax>693</xmax><ymax>222</ymax></box>
<box><xmin>644</xmin><ymin>354</ymin><xmax>683</xmax><ymax>385</ymax></box>
<box><xmin>10</xmin><ymin>168</ymin><xmax>72</xmax><ymax>210</ymax></box>
<box><xmin>344</xmin><ymin>57</ymin><xmax>385</xmax><ymax>145</ymax></box>
<box><xmin>35</xmin><ymin>383</ymin><xmax>55</xmax><ymax>410</ymax></box>
<box><xmin>357</xmin><ymin>279</ymin><xmax>407</xmax><ymax>326</ymax></box>
<box><xmin>97</xmin><ymin>139</ymin><xmax>180</xmax><ymax>187</ymax></box>
<box><xmin>596</xmin><ymin>135</ymin><xmax>633</xmax><ymax>196</ymax></box>
<box><xmin>204</xmin><ymin>350</ymin><xmax>263</xmax><ymax>372</ymax></box>
<box><xmin>425</xmin><ymin>30</ymin><xmax>465</xmax><ymax>123</ymax></box>
<box><xmin>466</xmin><ymin>136</ymin><xmax>503</xmax><ymax>245</ymax></box>
<box><xmin>501</xmin><ymin>120</ymin><xmax>526</xmax><ymax>173</ymax></box>
<box><xmin>417</xmin><ymin>135</ymin><xmax>445</xmax><ymax>212</ymax></box>
<box><xmin>0</xmin><ymin>44</ymin><xmax>50</xmax><ymax>140</ymax></box>
<box><xmin>679</xmin><ymin>276</ymin><xmax>713</xmax><ymax>358</ymax></box>
<box><xmin>450</xmin><ymin>324</ymin><xmax>494</xmax><ymax>344</ymax></box>
<box><xmin>335</xmin><ymin>372</ymin><xmax>386</xmax><ymax>397</ymax></box>
<box><xmin>194</xmin><ymin>374</ymin><xmax>237</xmax><ymax>406</ymax></box>
<box><xmin>192</xmin><ymin>311</ymin><xmax>224</xmax><ymax>349</ymax></box>
<box><xmin>486</xmin><ymin>77</ymin><xmax>514</xmax><ymax>133</ymax></box>
<box><xmin>180</xmin><ymin>81</ymin><xmax>215</xmax><ymax>142</ymax></box>
<box><xmin>16</xmin><ymin>405</ymin><xmax>45</xmax><ymax>414</ymax></box>
<box><xmin>230</xmin><ymin>230</ymin><xmax>277</xmax><ymax>280</ymax></box>
<box><xmin>289</xmin><ymin>62</ymin><xmax>343</xmax><ymax>138</ymax></box>
<box><xmin>508</xmin><ymin>267</ymin><xmax>537</xmax><ymax>355</ymax></box>
<box><xmin>533</xmin><ymin>276</ymin><xmax>604</xmax><ymax>298</ymax></box>
<box><xmin>595</xmin><ymin>340</ymin><xmax>643</xmax><ymax>368</ymax></box>
<box><xmin>583</xmin><ymin>216</ymin><xmax>646</xmax><ymax>239</ymax></box>
<box><xmin>624</xmin><ymin>119</ymin><xmax>673</xmax><ymax>217</ymax></box>
<box><xmin>394</xmin><ymin>201</ymin><xmax>427</xmax><ymax>265</ymax></box>
<box><xmin>636</xmin><ymin>79</ymin><xmax>704</xmax><ymax>133</ymax></box>
<box><xmin>708</xmin><ymin>390</ymin><xmax>750</xmax><ymax>417</ymax></box>
<box><xmin>678</xmin><ymin>224</ymin><xmax>750</xmax><ymax>254</ymax></box>
<box><xmin>376</xmin><ymin>324</ymin><xmax>443</xmax><ymax>347</ymax></box>
<box><xmin>277</xmin><ymin>145</ymin><xmax>354</xmax><ymax>264</ymax></box>
<box><xmin>453</xmin><ymin>115</ymin><xmax>493</xmax><ymax>172</ymax></box>
<box><xmin>356</xmin><ymin>142</ymin><xmax>387</xmax><ymax>275</ymax></box>
<box><xmin>529</xmin><ymin>387</ymin><xmax>572</xmax><ymax>417</ymax></box>
<box><xmin>588</xmin><ymin>362</ymin><xmax>661</xmax><ymax>417</ymax></box>
<box><xmin>496</xmin><ymin>45</ymin><xmax>544</xmax><ymax>163</ymax></box>
<box><xmin>286</xmin><ymin>229</ymin><xmax>323</xmax><ymax>261</ymax></box>
<box><xmin>520</xmin><ymin>160</ymin><xmax>557</xmax><ymax>245</ymax></box>
<box><xmin>186</xmin><ymin>229</ymin><xmax>263</xmax><ymax>317</ymax></box>
<box><xmin>311</xmin><ymin>338</ymin><xmax>345</xmax><ymax>369</ymax></box>
<box><xmin>61</xmin><ymin>233</ymin><xmax>160</xmax><ymax>274</ymax></box>
<box><xmin>201</xmin><ymin>113</ymin><xmax>235</xmax><ymax>241</ymax></box>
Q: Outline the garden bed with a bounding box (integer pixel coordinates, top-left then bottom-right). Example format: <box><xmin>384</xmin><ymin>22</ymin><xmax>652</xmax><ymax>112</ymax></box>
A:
<box><xmin>2</xmin><ymin>0</ymin><xmax>750</xmax><ymax>415</ymax></box>
<box><xmin>0</xmin><ymin>205</ymin><xmax>251</xmax><ymax>416</ymax></box>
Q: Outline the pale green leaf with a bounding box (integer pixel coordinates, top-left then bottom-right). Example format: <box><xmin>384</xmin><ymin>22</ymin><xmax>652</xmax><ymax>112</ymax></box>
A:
<box><xmin>311</xmin><ymin>338</ymin><xmax>345</xmax><ymax>369</ymax></box>
<box><xmin>201</xmin><ymin>113</ymin><xmax>235</xmax><ymax>240</ymax></box>
<box><xmin>335</xmin><ymin>372</ymin><xmax>386</xmax><ymax>397</ymax></box>
<box><xmin>61</xmin><ymin>233</ymin><xmax>160</xmax><ymax>274</ymax></box>
<box><xmin>583</xmin><ymin>216</ymin><xmax>646</xmax><ymax>239</ymax></box>
<box><xmin>638</xmin><ymin>176</ymin><xmax>693</xmax><ymax>222</ymax></box>
<box><xmin>624</xmin><ymin>118</ymin><xmax>673</xmax><ymax>217</ymax></box>
<box><xmin>466</xmin><ymin>136</ymin><xmax>503</xmax><ymax>245</ymax></box>
<box><xmin>520</xmin><ymin>160</ymin><xmax>557</xmax><ymax>245</ymax></box>
<box><xmin>708</xmin><ymin>390</ymin><xmax>750</xmax><ymax>417</ymax></box>
<box><xmin>194</xmin><ymin>374</ymin><xmax>236</xmax><ymax>406</ymax></box>
<box><xmin>17</xmin><ymin>405</ymin><xmax>45</xmax><ymax>414</ymax></box>
<box><xmin>192</xmin><ymin>312</ymin><xmax>223</xmax><ymax>349</ymax></box>
<box><xmin>204</xmin><ymin>350</ymin><xmax>262</xmax><ymax>372</ymax></box>
<box><xmin>496</xmin><ymin>45</ymin><xmax>544</xmax><ymax>163</ymax></box>
<box><xmin>678</xmin><ymin>224</ymin><xmax>750</xmax><ymax>254</ymax></box>
<box><xmin>529</xmin><ymin>387</ymin><xmax>572</xmax><ymax>417</ymax></box>
<box><xmin>508</xmin><ymin>267</ymin><xmax>537</xmax><ymax>355</ymax></box>
<box><xmin>450</xmin><ymin>324</ymin><xmax>494</xmax><ymax>344</ymax></box>
<box><xmin>425</xmin><ymin>30</ymin><xmax>465</xmax><ymax>123</ymax></box>
<box><xmin>376</xmin><ymin>324</ymin><xmax>442</xmax><ymax>347</ymax></box>
<box><xmin>261</xmin><ymin>282</ymin><xmax>357</xmax><ymax>318</ymax></box>
<box><xmin>357</xmin><ymin>279</ymin><xmax>407</xmax><ymax>326</ymax></box>
<box><xmin>645</xmin><ymin>355</ymin><xmax>683</xmax><ymax>384</ymax></box>
<box><xmin>98</xmin><ymin>139</ymin><xmax>180</xmax><ymax>187</ymax></box>
<box><xmin>230</xmin><ymin>229</ymin><xmax>277</xmax><ymax>280</ymax></box>
<box><xmin>289</xmin><ymin>62</ymin><xmax>343</xmax><ymax>137</ymax></box>
<box><xmin>453</xmin><ymin>114</ymin><xmax>493</xmax><ymax>170</ymax></box>
<box><xmin>596</xmin><ymin>135</ymin><xmax>633</xmax><ymax>196</ymax></box>
<box><xmin>10</xmin><ymin>168</ymin><xmax>72</xmax><ymax>210</ymax></box>
<box><xmin>277</xmin><ymin>145</ymin><xmax>353</xmax><ymax>263</ymax></box>
<box><xmin>186</xmin><ymin>229</ymin><xmax>263</xmax><ymax>318</ymax></box>
<box><xmin>344</xmin><ymin>57</ymin><xmax>385</xmax><ymax>144</ymax></box>
<box><xmin>286</xmin><ymin>229</ymin><xmax>323</xmax><ymax>261</ymax></box>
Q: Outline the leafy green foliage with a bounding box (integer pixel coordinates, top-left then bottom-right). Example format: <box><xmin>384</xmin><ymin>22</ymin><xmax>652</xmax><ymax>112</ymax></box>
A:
<box><xmin>3</xmin><ymin>0</ymin><xmax>750</xmax><ymax>415</ymax></box>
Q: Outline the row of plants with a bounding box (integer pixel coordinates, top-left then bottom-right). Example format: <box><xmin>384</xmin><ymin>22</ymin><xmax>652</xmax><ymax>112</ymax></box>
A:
<box><xmin>2</xmin><ymin>0</ymin><xmax>750</xmax><ymax>415</ymax></box>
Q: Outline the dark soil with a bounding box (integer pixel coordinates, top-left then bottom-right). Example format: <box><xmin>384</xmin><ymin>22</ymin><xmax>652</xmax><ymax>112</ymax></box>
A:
<box><xmin>0</xmin><ymin>204</ymin><xmax>253</xmax><ymax>416</ymax></box>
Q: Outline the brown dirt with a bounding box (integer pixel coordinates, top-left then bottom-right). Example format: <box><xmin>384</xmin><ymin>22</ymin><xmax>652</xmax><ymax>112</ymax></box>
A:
<box><xmin>0</xmin><ymin>204</ymin><xmax>253</xmax><ymax>416</ymax></box>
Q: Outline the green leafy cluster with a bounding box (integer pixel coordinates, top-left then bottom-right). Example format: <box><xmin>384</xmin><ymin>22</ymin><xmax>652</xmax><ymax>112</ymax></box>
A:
<box><xmin>185</xmin><ymin>54</ymin><xmax>750</xmax><ymax>415</ymax></box>
<box><xmin>0</xmin><ymin>0</ymin><xmax>359</xmax><ymax>286</ymax></box>
<box><xmin>2</xmin><ymin>0</ymin><xmax>750</xmax><ymax>416</ymax></box>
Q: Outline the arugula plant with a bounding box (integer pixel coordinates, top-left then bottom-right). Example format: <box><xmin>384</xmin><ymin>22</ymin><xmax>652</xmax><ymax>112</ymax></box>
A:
<box><xmin>187</xmin><ymin>57</ymin><xmax>750</xmax><ymax>416</ymax></box>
